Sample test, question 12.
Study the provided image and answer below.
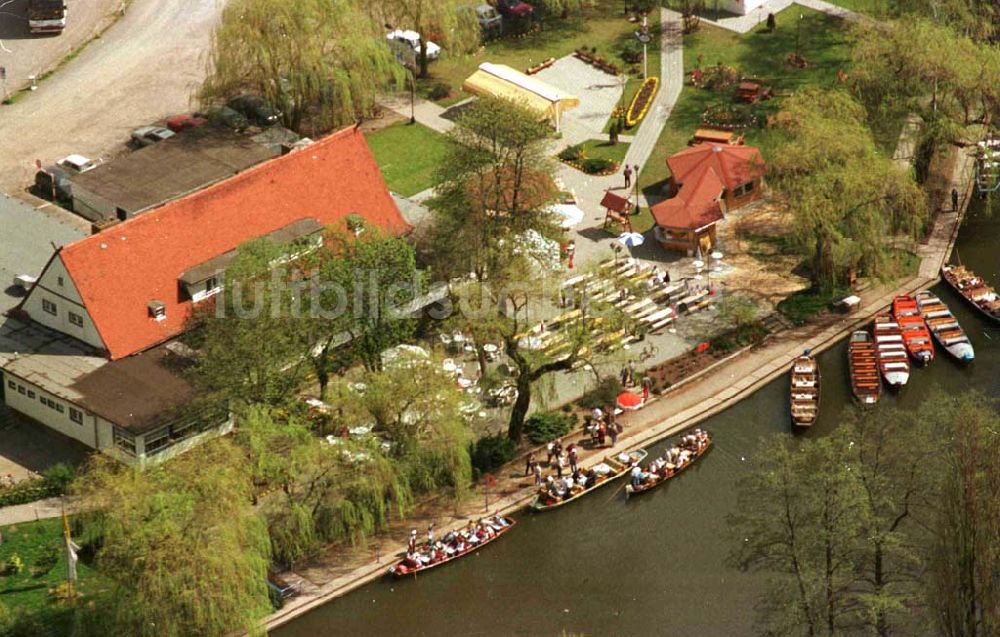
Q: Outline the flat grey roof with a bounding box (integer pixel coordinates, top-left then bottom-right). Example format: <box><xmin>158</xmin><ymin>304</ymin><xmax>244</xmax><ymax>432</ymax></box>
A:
<box><xmin>70</xmin><ymin>126</ymin><xmax>281</xmax><ymax>217</ymax></box>
<box><xmin>0</xmin><ymin>195</ymin><xmax>85</xmax><ymax>314</ymax></box>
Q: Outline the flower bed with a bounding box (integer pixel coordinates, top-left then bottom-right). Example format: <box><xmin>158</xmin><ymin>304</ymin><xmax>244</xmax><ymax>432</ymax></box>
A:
<box><xmin>574</xmin><ymin>48</ymin><xmax>622</xmax><ymax>76</ymax></box>
<box><xmin>624</xmin><ymin>76</ymin><xmax>658</xmax><ymax>128</ymax></box>
<box><xmin>558</xmin><ymin>143</ymin><xmax>620</xmax><ymax>176</ymax></box>
<box><xmin>701</xmin><ymin>103</ymin><xmax>758</xmax><ymax>130</ymax></box>
<box><xmin>526</xmin><ymin>58</ymin><xmax>555</xmax><ymax>75</ymax></box>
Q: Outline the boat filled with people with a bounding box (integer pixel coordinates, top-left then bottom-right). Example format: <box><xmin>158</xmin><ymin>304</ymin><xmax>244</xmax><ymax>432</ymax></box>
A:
<box><xmin>625</xmin><ymin>429</ymin><xmax>712</xmax><ymax>496</ymax></box>
<box><xmin>916</xmin><ymin>291</ymin><xmax>975</xmax><ymax>363</ymax></box>
<box><xmin>873</xmin><ymin>313</ymin><xmax>910</xmax><ymax>389</ymax></box>
<box><xmin>848</xmin><ymin>330</ymin><xmax>881</xmax><ymax>405</ymax></box>
<box><xmin>891</xmin><ymin>294</ymin><xmax>934</xmax><ymax>365</ymax></box>
<box><xmin>941</xmin><ymin>264</ymin><xmax>1000</xmax><ymax>324</ymax></box>
<box><xmin>788</xmin><ymin>352</ymin><xmax>820</xmax><ymax>427</ymax></box>
<box><xmin>530</xmin><ymin>448</ymin><xmax>648</xmax><ymax>511</ymax></box>
<box><xmin>389</xmin><ymin>515</ymin><xmax>516</xmax><ymax>577</ymax></box>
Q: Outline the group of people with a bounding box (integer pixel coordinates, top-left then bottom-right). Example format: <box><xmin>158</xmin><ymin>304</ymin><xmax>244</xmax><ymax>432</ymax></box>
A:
<box><xmin>630</xmin><ymin>428</ymin><xmax>711</xmax><ymax>489</ymax></box>
<box><xmin>538</xmin><ymin>464</ymin><xmax>613</xmax><ymax>503</ymax></box>
<box><xmin>400</xmin><ymin>515</ymin><xmax>512</xmax><ymax>571</ymax></box>
<box><xmin>585</xmin><ymin>406</ymin><xmax>622</xmax><ymax>448</ymax></box>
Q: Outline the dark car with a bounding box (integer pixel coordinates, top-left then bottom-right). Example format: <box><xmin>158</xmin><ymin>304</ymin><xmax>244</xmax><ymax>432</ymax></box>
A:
<box><xmin>205</xmin><ymin>106</ymin><xmax>249</xmax><ymax>132</ymax></box>
<box><xmin>266</xmin><ymin>572</ymin><xmax>299</xmax><ymax>609</ymax></box>
<box><xmin>495</xmin><ymin>0</ymin><xmax>532</xmax><ymax>18</ymax></box>
<box><xmin>227</xmin><ymin>95</ymin><xmax>282</xmax><ymax>127</ymax></box>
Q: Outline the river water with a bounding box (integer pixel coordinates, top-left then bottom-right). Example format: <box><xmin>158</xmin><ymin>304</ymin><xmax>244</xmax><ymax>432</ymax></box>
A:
<box><xmin>275</xmin><ymin>201</ymin><xmax>1000</xmax><ymax>636</ymax></box>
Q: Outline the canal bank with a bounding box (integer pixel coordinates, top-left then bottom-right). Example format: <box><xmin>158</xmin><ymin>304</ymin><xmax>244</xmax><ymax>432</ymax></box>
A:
<box><xmin>263</xmin><ymin>147</ymin><xmax>979</xmax><ymax>634</ymax></box>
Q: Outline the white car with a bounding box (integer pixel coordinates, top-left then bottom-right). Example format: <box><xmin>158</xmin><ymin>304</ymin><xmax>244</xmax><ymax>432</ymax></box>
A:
<box><xmin>131</xmin><ymin>126</ymin><xmax>176</xmax><ymax>147</ymax></box>
<box><xmin>386</xmin><ymin>30</ymin><xmax>441</xmax><ymax>61</ymax></box>
<box><xmin>56</xmin><ymin>154</ymin><xmax>97</xmax><ymax>173</ymax></box>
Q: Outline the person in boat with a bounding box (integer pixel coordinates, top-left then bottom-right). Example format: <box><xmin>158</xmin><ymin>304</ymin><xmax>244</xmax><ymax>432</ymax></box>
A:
<box><xmin>561</xmin><ymin>475</ymin><xmax>575</xmax><ymax>496</ymax></box>
<box><xmin>630</xmin><ymin>464</ymin><xmax>643</xmax><ymax>488</ymax></box>
<box><xmin>427</xmin><ymin>523</ymin><xmax>435</xmax><ymax>545</ymax></box>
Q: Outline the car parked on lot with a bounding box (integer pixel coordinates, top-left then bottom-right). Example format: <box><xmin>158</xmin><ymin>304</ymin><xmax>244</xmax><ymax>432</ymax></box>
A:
<box><xmin>227</xmin><ymin>95</ymin><xmax>281</xmax><ymax>127</ymax></box>
<box><xmin>386</xmin><ymin>29</ymin><xmax>441</xmax><ymax>61</ymax></box>
<box><xmin>495</xmin><ymin>0</ymin><xmax>533</xmax><ymax>19</ymax></box>
<box><xmin>131</xmin><ymin>126</ymin><xmax>175</xmax><ymax>147</ymax></box>
<box><xmin>166</xmin><ymin>113</ymin><xmax>208</xmax><ymax>133</ymax></box>
<box><xmin>474</xmin><ymin>4</ymin><xmax>502</xmax><ymax>31</ymax></box>
<box><xmin>56</xmin><ymin>154</ymin><xmax>97</xmax><ymax>173</ymax></box>
<box><xmin>206</xmin><ymin>106</ymin><xmax>249</xmax><ymax>132</ymax></box>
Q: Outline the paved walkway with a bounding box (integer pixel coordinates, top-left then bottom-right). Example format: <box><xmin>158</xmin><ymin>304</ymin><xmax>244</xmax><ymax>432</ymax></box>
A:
<box><xmin>698</xmin><ymin>0</ymin><xmax>860</xmax><ymax>33</ymax></box>
<box><xmin>380</xmin><ymin>95</ymin><xmax>454</xmax><ymax>134</ymax></box>
<box><xmin>0</xmin><ymin>497</ymin><xmax>67</xmax><ymax>526</ymax></box>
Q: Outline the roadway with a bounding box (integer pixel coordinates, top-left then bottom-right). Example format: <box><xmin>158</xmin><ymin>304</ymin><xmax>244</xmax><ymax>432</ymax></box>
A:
<box><xmin>0</xmin><ymin>0</ymin><xmax>226</xmax><ymax>196</ymax></box>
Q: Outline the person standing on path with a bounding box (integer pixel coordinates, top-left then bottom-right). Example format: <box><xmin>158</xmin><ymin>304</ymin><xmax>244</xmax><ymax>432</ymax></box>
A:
<box><xmin>546</xmin><ymin>441</ymin><xmax>555</xmax><ymax>465</ymax></box>
<box><xmin>556</xmin><ymin>452</ymin><xmax>566</xmax><ymax>478</ymax></box>
<box><xmin>525</xmin><ymin>452</ymin><xmax>534</xmax><ymax>476</ymax></box>
<box><xmin>628</xmin><ymin>359</ymin><xmax>637</xmax><ymax>386</ymax></box>
<box><xmin>624</xmin><ymin>164</ymin><xmax>632</xmax><ymax>189</ymax></box>
<box><xmin>566</xmin><ymin>240</ymin><xmax>576</xmax><ymax>269</ymax></box>
<box><xmin>568</xmin><ymin>445</ymin><xmax>578</xmax><ymax>473</ymax></box>
<box><xmin>641</xmin><ymin>374</ymin><xmax>653</xmax><ymax>403</ymax></box>
<box><xmin>952</xmin><ymin>188</ymin><xmax>959</xmax><ymax>212</ymax></box>
<box><xmin>620</xmin><ymin>364</ymin><xmax>629</xmax><ymax>387</ymax></box>
<box><xmin>533</xmin><ymin>462</ymin><xmax>542</xmax><ymax>486</ymax></box>
<box><xmin>609</xmin><ymin>422</ymin><xmax>619</xmax><ymax>447</ymax></box>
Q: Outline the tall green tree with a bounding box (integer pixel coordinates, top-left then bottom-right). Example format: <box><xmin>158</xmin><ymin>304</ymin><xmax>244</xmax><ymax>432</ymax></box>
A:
<box><xmin>72</xmin><ymin>441</ymin><xmax>271</xmax><ymax>637</ymax></box>
<box><xmin>768</xmin><ymin>89</ymin><xmax>927</xmax><ymax>291</ymax></box>
<box><xmin>201</xmin><ymin>0</ymin><xmax>403</xmax><ymax>134</ymax></box>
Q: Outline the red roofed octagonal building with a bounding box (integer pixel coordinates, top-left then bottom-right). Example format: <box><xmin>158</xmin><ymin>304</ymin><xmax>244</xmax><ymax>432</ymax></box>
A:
<box><xmin>651</xmin><ymin>143</ymin><xmax>765</xmax><ymax>255</ymax></box>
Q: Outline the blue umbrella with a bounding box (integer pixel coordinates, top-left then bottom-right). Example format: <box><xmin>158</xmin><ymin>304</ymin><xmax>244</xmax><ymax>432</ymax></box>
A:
<box><xmin>617</xmin><ymin>232</ymin><xmax>645</xmax><ymax>248</ymax></box>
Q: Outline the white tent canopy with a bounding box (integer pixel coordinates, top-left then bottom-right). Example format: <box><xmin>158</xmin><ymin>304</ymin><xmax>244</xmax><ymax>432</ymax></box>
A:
<box><xmin>462</xmin><ymin>63</ymin><xmax>580</xmax><ymax>131</ymax></box>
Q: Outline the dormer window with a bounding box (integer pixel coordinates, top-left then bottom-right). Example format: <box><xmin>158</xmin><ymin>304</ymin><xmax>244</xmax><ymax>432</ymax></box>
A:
<box><xmin>148</xmin><ymin>300</ymin><xmax>166</xmax><ymax>321</ymax></box>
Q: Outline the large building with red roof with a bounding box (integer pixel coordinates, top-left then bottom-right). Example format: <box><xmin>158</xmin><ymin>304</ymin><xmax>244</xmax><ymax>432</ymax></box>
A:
<box><xmin>1</xmin><ymin>126</ymin><xmax>410</xmax><ymax>464</ymax></box>
<box><xmin>651</xmin><ymin>143</ymin><xmax>765</xmax><ymax>254</ymax></box>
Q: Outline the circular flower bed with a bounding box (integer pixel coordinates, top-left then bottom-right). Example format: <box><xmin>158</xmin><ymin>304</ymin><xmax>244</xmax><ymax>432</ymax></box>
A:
<box><xmin>625</xmin><ymin>76</ymin><xmax>659</xmax><ymax>128</ymax></box>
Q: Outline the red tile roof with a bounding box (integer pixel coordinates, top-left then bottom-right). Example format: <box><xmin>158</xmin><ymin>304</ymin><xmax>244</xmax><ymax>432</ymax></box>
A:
<box><xmin>54</xmin><ymin>126</ymin><xmax>409</xmax><ymax>360</ymax></box>
<box><xmin>666</xmin><ymin>143</ymin><xmax>764</xmax><ymax>191</ymax></box>
<box><xmin>652</xmin><ymin>143</ymin><xmax>764</xmax><ymax>231</ymax></box>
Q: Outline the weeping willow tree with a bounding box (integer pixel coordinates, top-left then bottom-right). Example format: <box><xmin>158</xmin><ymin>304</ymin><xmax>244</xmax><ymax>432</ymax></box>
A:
<box><xmin>373</xmin><ymin>0</ymin><xmax>481</xmax><ymax>78</ymax></box>
<box><xmin>767</xmin><ymin>89</ymin><xmax>928</xmax><ymax>292</ymax></box>
<box><xmin>201</xmin><ymin>0</ymin><xmax>404</xmax><ymax>134</ymax></box>
<box><xmin>72</xmin><ymin>440</ymin><xmax>272</xmax><ymax>637</ymax></box>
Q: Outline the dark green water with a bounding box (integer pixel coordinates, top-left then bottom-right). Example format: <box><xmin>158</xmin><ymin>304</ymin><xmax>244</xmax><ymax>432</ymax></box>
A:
<box><xmin>275</xmin><ymin>202</ymin><xmax>1000</xmax><ymax>636</ymax></box>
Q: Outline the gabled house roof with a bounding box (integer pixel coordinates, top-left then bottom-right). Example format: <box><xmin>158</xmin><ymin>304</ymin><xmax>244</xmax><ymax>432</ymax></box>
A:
<box><xmin>44</xmin><ymin>126</ymin><xmax>409</xmax><ymax>360</ymax></box>
<box><xmin>666</xmin><ymin>143</ymin><xmax>764</xmax><ymax>191</ymax></box>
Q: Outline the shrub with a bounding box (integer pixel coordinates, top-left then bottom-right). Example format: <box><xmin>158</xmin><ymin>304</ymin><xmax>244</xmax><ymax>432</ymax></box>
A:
<box><xmin>0</xmin><ymin>478</ymin><xmax>62</xmax><ymax>508</ymax></box>
<box><xmin>31</xmin><ymin>544</ymin><xmax>60</xmax><ymax>578</ymax></box>
<box><xmin>470</xmin><ymin>435</ymin><xmax>516</xmax><ymax>477</ymax></box>
<box><xmin>42</xmin><ymin>463</ymin><xmax>74</xmax><ymax>491</ymax></box>
<box><xmin>558</xmin><ymin>143</ymin><xmax>585</xmax><ymax>162</ymax></box>
<box><xmin>580</xmin><ymin>157</ymin><xmax>616</xmax><ymax>174</ymax></box>
<box><xmin>524</xmin><ymin>411</ymin><xmax>576</xmax><ymax>445</ymax></box>
<box><xmin>576</xmin><ymin>377</ymin><xmax>623</xmax><ymax>410</ymax></box>
<box><xmin>1</xmin><ymin>554</ymin><xmax>24</xmax><ymax>576</ymax></box>
<box><xmin>426</xmin><ymin>81</ymin><xmax>451</xmax><ymax>101</ymax></box>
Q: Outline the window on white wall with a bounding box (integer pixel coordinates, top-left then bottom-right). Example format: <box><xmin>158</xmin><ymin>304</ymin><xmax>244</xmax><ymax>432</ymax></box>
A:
<box><xmin>69</xmin><ymin>312</ymin><xmax>84</xmax><ymax>327</ymax></box>
<box><xmin>42</xmin><ymin>299</ymin><xmax>57</xmax><ymax>315</ymax></box>
<box><xmin>69</xmin><ymin>408</ymin><xmax>83</xmax><ymax>424</ymax></box>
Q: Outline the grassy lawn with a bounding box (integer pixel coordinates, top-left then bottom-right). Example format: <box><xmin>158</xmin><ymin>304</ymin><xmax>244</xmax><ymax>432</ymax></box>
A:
<box><xmin>826</xmin><ymin>0</ymin><xmax>895</xmax><ymax>16</ymax></box>
<box><xmin>365</xmin><ymin>122</ymin><xmax>450</xmax><ymax>197</ymax></box>
<box><xmin>416</xmin><ymin>6</ymin><xmax>661</xmax><ymax>112</ymax></box>
<box><xmin>572</xmin><ymin>138</ymin><xmax>631</xmax><ymax>165</ymax></box>
<box><xmin>638</xmin><ymin>5</ymin><xmax>853</xmax><ymax>196</ymax></box>
<box><xmin>0</xmin><ymin>519</ymin><xmax>104</xmax><ymax>634</ymax></box>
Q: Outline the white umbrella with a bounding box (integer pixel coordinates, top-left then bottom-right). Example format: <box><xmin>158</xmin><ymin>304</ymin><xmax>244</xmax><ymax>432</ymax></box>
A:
<box><xmin>618</xmin><ymin>232</ymin><xmax>645</xmax><ymax>248</ymax></box>
<box><xmin>692</xmin><ymin>259</ymin><xmax>705</xmax><ymax>270</ymax></box>
<box><xmin>710</xmin><ymin>250</ymin><xmax>723</xmax><ymax>261</ymax></box>
<box><xmin>547</xmin><ymin>203</ymin><xmax>585</xmax><ymax>229</ymax></box>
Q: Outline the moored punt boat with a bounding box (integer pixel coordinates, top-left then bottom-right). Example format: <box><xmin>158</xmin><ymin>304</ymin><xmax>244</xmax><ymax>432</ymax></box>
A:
<box><xmin>625</xmin><ymin>430</ymin><xmax>712</xmax><ymax>496</ymax></box>
<box><xmin>530</xmin><ymin>448</ymin><xmax>648</xmax><ymax>511</ymax></box>
<box><xmin>873</xmin><ymin>314</ymin><xmax>910</xmax><ymax>388</ymax></box>
<box><xmin>789</xmin><ymin>352</ymin><xmax>820</xmax><ymax>427</ymax></box>
<box><xmin>891</xmin><ymin>294</ymin><xmax>934</xmax><ymax>365</ymax></box>
<box><xmin>916</xmin><ymin>291</ymin><xmax>975</xmax><ymax>363</ymax></box>
<box><xmin>389</xmin><ymin>516</ymin><xmax>516</xmax><ymax>577</ymax></box>
<box><xmin>848</xmin><ymin>330</ymin><xmax>881</xmax><ymax>405</ymax></box>
<box><xmin>941</xmin><ymin>264</ymin><xmax>1000</xmax><ymax>324</ymax></box>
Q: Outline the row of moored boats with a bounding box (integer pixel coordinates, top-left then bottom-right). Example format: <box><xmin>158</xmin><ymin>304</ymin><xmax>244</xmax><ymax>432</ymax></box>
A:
<box><xmin>390</xmin><ymin>431</ymin><xmax>713</xmax><ymax>577</ymax></box>
<box><xmin>790</xmin><ymin>264</ymin><xmax>995</xmax><ymax>426</ymax></box>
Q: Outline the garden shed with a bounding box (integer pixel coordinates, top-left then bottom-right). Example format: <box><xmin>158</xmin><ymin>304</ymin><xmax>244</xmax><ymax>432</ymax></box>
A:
<box><xmin>462</xmin><ymin>63</ymin><xmax>579</xmax><ymax>132</ymax></box>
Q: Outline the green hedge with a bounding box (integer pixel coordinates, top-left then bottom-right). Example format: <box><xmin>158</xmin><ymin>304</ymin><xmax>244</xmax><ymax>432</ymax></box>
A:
<box><xmin>469</xmin><ymin>435</ymin><xmax>517</xmax><ymax>479</ymax></box>
<box><xmin>0</xmin><ymin>464</ymin><xmax>74</xmax><ymax>509</ymax></box>
<box><xmin>525</xmin><ymin>411</ymin><xmax>576</xmax><ymax>445</ymax></box>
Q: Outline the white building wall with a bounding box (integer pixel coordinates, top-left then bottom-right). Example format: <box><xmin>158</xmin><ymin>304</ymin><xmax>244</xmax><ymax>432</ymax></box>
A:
<box><xmin>70</xmin><ymin>185</ymin><xmax>116</xmax><ymax>222</ymax></box>
<box><xmin>2</xmin><ymin>374</ymin><xmax>101</xmax><ymax>449</ymax></box>
<box><xmin>722</xmin><ymin>0</ymin><xmax>768</xmax><ymax>15</ymax></box>
<box><xmin>19</xmin><ymin>255</ymin><xmax>106</xmax><ymax>351</ymax></box>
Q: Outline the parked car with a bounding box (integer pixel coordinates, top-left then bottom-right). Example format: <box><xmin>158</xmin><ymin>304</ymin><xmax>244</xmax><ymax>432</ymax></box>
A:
<box><xmin>56</xmin><ymin>154</ymin><xmax>97</xmax><ymax>173</ymax></box>
<box><xmin>227</xmin><ymin>95</ymin><xmax>281</xmax><ymax>127</ymax></box>
<box><xmin>165</xmin><ymin>113</ymin><xmax>208</xmax><ymax>133</ymax></box>
<box><xmin>474</xmin><ymin>4</ymin><xmax>502</xmax><ymax>31</ymax></box>
<box><xmin>206</xmin><ymin>106</ymin><xmax>249</xmax><ymax>132</ymax></box>
<box><xmin>130</xmin><ymin>126</ymin><xmax>175</xmax><ymax>147</ymax></box>
<box><xmin>266</xmin><ymin>572</ymin><xmax>299</xmax><ymax>609</ymax></box>
<box><xmin>495</xmin><ymin>0</ymin><xmax>533</xmax><ymax>18</ymax></box>
<box><xmin>386</xmin><ymin>29</ymin><xmax>441</xmax><ymax>61</ymax></box>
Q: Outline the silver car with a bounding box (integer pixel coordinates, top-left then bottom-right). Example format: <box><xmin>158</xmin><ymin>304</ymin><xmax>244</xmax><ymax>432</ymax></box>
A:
<box><xmin>131</xmin><ymin>126</ymin><xmax>176</xmax><ymax>147</ymax></box>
